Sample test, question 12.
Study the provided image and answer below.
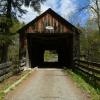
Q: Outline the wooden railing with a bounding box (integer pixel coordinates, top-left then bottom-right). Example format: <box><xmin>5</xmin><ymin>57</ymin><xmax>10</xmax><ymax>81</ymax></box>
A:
<box><xmin>74</xmin><ymin>59</ymin><xmax>100</xmax><ymax>86</ymax></box>
<box><xmin>0</xmin><ymin>59</ymin><xmax>26</xmax><ymax>82</ymax></box>
<box><xmin>0</xmin><ymin>62</ymin><xmax>13</xmax><ymax>82</ymax></box>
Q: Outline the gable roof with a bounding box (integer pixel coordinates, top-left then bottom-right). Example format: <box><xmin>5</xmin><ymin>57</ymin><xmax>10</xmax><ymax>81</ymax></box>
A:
<box><xmin>18</xmin><ymin>8</ymin><xmax>80</xmax><ymax>33</ymax></box>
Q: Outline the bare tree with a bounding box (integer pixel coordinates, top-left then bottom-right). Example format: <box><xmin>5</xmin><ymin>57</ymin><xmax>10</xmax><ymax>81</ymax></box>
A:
<box><xmin>76</xmin><ymin>0</ymin><xmax>100</xmax><ymax>33</ymax></box>
<box><xmin>90</xmin><ymin>0</ymin><xmax>100</xmax><ymax>33</ymax></box>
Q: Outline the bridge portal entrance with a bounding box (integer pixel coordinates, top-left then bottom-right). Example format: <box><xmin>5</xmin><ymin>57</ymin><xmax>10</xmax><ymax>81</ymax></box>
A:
<box><xmin>18</xmin><ymin>9</ymin><xmax>80</xmax><ymax>68</ymax></box>
<box><xmin>27</xmin><ymin>33</ymin><xmax>73</xmax><ymax>68</ymax></box>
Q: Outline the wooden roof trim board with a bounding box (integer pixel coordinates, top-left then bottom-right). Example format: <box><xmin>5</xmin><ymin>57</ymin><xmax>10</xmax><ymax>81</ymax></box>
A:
<box><xmin>18</xmin><ymin>8</ymin><xmax>81</xmax><ymax>34</ymax></box>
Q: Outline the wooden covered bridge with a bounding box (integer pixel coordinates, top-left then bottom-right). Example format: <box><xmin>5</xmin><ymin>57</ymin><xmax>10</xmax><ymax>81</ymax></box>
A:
<box><xmin>0</xmin><ymin>9</ymin><xmax>99</xmax><ymax>100</ymax></box>
<box><xmin>18</xmin><ymin>8</ymin><xmax>80</xmax><ymax>68</ymax></box>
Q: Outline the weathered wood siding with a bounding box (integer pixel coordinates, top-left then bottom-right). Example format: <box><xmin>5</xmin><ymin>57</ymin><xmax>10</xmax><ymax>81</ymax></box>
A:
<box><xmin>0</xmin><ymin>60</ymin><xmax>26</xmax><ymax>82</ymax></box>
<box><xmin>18</xmin><ymin>9</ymin><xmax>80</xmax><ymax>67</ymax></box>
<box><xmin>25</xmin><ymin>13</ymin><xmax>71</xmax><ymax>33</ymax></box>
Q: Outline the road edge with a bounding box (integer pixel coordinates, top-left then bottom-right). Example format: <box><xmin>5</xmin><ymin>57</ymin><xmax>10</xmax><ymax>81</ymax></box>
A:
<box><xmin>3</xmin><ymin>68</ymin><xmax>37</xmax><ymax>94</ymax></box>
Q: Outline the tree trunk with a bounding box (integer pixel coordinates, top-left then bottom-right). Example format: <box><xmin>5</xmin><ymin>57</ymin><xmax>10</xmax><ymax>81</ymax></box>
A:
<box><xmin>96</xmin><ymin>0</ymin><xmax>100</xmax><ymax>33</ymax></box>
<box><xmin>1</xmin><ymin>45</ymin><xmax>8</xmax><ymax>62</ymax></box>
<box><xmin>7</xmin><ymin>0</ymin><xmax>12</xmax><ymax>18</ymax></box>
<box><xmin>1</xmin><ymin>0</ymin><xmax>12</xmax><ymax>62</ymax></box>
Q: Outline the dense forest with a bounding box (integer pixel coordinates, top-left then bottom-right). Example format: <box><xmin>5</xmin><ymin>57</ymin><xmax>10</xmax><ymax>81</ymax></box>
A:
<box><xmin>0</xmin><ymin>0</ymin><xmax>46</xmax><ymax>63</ymax></box>
<box><xmin>80</xmin><ymin>23</ymin><xmax>100</xmax><ymax>63</ymax></box>
<box><xmin>74</xmin><ymin>0</ymin><xmax>100</xmax><ymax>63</ymax></box>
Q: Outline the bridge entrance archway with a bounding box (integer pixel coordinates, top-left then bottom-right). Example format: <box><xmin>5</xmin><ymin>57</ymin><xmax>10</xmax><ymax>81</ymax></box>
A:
<box><xmin>18</xmin><ymin>9</ymin><xmax>80</xmax><ymax>68</ymax></box>
<box><xmin>27</xmin><ymin>33</ymin><xmax>73</xmax><ymax>68</ymax></box>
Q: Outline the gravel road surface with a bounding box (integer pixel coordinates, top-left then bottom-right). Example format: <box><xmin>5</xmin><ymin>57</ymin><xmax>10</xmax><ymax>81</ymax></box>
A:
<box><xmin>4</xmin><ymin>68</ymin><xmax>90</xmax><ymax>100</ymax></box>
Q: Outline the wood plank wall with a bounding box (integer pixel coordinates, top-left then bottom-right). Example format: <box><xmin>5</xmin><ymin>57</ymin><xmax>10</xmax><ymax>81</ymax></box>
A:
<box><xmin>26</xmin><ymin>13</ymin><xmax>71</xmax><ymax>33</ymax></box>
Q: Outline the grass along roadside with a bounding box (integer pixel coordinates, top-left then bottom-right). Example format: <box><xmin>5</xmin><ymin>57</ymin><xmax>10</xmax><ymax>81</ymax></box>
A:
<box><xmin>64</xmin><ymin>69</ymin><xmax>100</xmax><ymax>100</ymax></box>
<box><xmin>44</xmin><ymin>51</ymin><xmax>58</xmax><ymax>62</ymax></box>
<box><xmin>0</xmin><ymin>70</ymin><xmax>32</xmax><ymax>100</ymax></box>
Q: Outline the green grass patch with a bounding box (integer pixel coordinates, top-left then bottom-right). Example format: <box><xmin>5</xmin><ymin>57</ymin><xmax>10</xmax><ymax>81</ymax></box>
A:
<box><xmin>44</xmin><ymin>50</ymin><xmax>58</xmax><ymax>62</ymax></box>
<box><xmin>0</xmin><ymin>92</ymin><xmax>5</xmax><ymax>100</ymax></box>
<box><xmin>0</xmin><ymin>70</ymin><xmax>30</xmax><ymax>100</ymax></box>
<box><xmin>64</xmin><ymin>69</ymin><xmax>100</xmax><ymax>100</ymax></box>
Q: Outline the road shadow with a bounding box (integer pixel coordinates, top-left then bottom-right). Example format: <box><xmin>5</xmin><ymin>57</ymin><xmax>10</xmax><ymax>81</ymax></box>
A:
<box><xmin>38</xmin><ymin>62</ymin><xmax>65</xmax><ymax>69</ymax></box>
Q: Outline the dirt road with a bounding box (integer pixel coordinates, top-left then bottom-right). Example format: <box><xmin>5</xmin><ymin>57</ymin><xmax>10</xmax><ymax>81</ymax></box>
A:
<box><xmin>4</xmin><ymin>68</ymin><xmax>90</xmax><ymax>100</ymax></box>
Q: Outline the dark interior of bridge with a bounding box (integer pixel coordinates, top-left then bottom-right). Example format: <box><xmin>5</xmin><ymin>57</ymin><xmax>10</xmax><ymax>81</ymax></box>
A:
<box><xmin>27</xmin><ymin>33</ymin><xmax>73</xmax><ymax>68</ymax></box>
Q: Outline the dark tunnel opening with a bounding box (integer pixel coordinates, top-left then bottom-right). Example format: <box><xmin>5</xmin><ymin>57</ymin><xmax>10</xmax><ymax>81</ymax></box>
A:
<box><xmin>27</xmin><ymin>33</ymin><xmax>73</xmax><ymax>68</ymax></box>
